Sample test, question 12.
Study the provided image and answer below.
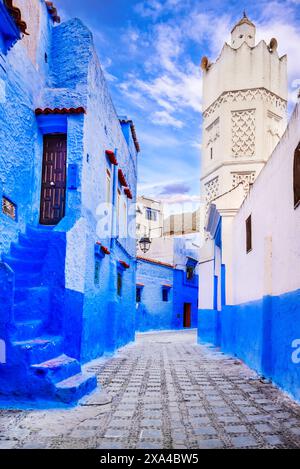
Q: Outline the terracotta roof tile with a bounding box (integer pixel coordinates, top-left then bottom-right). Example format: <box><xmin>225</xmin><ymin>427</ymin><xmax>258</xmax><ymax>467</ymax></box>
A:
<box><xmin>35</xmin><ymin>107</ymin><xmax>86</xmax><ymax>115</ymax></box>
<box><xmin>137</xmin><ymin>256</ymin><xmax>174</xmax><ymax>268</ymax></box>
<box><xmin>118</xmin><ymin>168</ymin><xmax>127</xmax><ymax>187</ymax></box>
<box><xmin>124</xmin><ymin>187</ymin><xmax>133</xmax><ymax>200</ymax></box>
<box><xmin>119</xmin><ymin>118</ymin><xmax>141</xmax><ymax>153</ymax></box>
<box><xmin>105</xmin><ymin>150</ymin><xmax>118</xmax><ymax>165</ymax></box>
<box><xmin>4</xmin><ymin>0</ymin><xmax>28</xmax><ymax>34</ymax></box>
<box><xmin>45</xmin><ymin>1</ymin><xmax>60</xmax><ymax>23</ymax></box>
<box><xmin>119</xmin><ymin>260</ymin><xmax>130</xmax><ymax>269</ymax></box>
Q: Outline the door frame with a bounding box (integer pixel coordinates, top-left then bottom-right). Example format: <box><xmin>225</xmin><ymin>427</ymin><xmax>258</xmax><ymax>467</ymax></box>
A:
<box><xmin>183</xmin><ymin>302</ymin><xmax>191</xmax><ymax>328</ymax></box>
<box><xmin>39</xmin><ymin>133</ymin><xmax>67</xmax><ymax>226</ymax></box>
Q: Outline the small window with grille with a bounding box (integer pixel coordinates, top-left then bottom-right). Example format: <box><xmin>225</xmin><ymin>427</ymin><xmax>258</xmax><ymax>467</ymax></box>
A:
<box><xmin>246</xmin><ymin>215</ymin><xmax>252</xmax><ymax>253</ymax></box>
<box><xmin>294</xmin><ymin>142</ymin><xmax>300</xmax><ymax>209</ymax></box>
<box><xmin>2</xmin><ymin>196</ymin><xmax>17</xmax><ymax>221</ymax></box>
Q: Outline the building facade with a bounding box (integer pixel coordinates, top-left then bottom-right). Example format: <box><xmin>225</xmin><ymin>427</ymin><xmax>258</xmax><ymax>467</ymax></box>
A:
<box><xmin>0</xmin><ymin>0</ymin><xmax>139</xmax><ymax>403</ymax></box>
<box><xmin>136</xmin><ymin>255</ymin><xmax>198</xmax><ymax>332</ymax></box>
<box><xmin>136</xmin><ymin>196</ymin><xmax>164</xmax><ymax>240</ymax></box>
<box><xmin>198</xmin><ymin>14</ymin><xmax>300</xmax><ymax>402</ymax></box>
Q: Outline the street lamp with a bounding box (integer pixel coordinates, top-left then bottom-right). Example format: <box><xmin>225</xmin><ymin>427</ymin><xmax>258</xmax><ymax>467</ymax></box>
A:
<box><xmin>139</xmin><ymin>236</ymin><xmax>151</xmax><ymax>253</ymax></box>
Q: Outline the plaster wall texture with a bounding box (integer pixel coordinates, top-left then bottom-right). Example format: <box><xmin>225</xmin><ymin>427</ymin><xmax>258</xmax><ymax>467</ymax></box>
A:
<box><xmin>198</xmin><ymin>17</ymin><xmax>300</xmax><ymax>402</ymax></box>
<box><xmin>136</xmin><ymin>258</ymin><xmax>198</xmax><ymax>332</ymax></box>
<box><xmin>198</xmin><ymin>102</ymin><xmax>300</xmax><ymax>403</ymax></box>
<box><xmin>232</xmin><ymin>101</ymin><xmax>300</xmax><ymax>303</ymax></box>
<box><xmin>201</xmin><ymin>26</ymin><xmax>287</xmax><ymax>218</ymax></box>
<box><xmin>0</xmin><ymin>1</ymin><xmax>52</xmax><ymax>254</ymax></box>
<box><xmin>0</xmin><ymin>1</ymin><xmax>138</xmax><ymax>396</ymax></box>
<box><xmin>136</xmin><ymin>259</ymin><xmax>174</xmax><ymax>332</ymax></box>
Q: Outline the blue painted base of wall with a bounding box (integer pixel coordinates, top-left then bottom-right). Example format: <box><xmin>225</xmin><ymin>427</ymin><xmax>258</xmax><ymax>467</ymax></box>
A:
<box><xmin>198</xmin><ymin>289</ymin><xmax>300</xmax><ymax>403</ymax></box>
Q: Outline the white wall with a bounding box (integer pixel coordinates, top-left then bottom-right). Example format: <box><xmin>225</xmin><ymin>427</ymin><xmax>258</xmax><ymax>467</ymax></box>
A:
<box><xmin>232</xmin><ymin>102</ymin><xmax>300</xmax><ymax>304</ymax></box>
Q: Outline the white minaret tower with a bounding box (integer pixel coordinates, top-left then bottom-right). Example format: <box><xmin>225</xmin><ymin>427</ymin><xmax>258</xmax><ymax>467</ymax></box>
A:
<box><xmin>200</xmin><ymin>12</ymin><xmax>288</xmax><ymax>207</ymax></box>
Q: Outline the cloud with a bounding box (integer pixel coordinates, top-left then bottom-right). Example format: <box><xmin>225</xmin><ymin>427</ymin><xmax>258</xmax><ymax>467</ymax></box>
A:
<box><xmin>255</xmin><ymin>1</ymin><xmax>300</xmax><ymax>104</ymax></box>
<box><xmin>152</xmin><ymin>110</ymin><xmax>184</xmax><ymax>128</ymax></box>
<box><xmin>159</xmin><ymin>182</ymin><xmax>190</xmax><ymax>195</ymax></box>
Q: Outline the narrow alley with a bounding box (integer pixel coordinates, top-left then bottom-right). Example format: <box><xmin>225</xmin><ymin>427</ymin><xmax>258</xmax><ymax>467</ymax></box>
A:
<box><xmin>1</xmin><ymin>330</ymin><xmax>300</xmax><ymax>450</ymax></box>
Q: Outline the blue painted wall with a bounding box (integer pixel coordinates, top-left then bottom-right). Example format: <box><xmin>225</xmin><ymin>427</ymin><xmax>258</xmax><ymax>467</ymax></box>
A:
<box><xmin>136</xmin><ymin>258</ymin><xmax>198</xmax><ymax>332</ymax></box>
<box><xmin>198</xmin><ymin>289</ymin><xmax>300</xmax><ymax>402</ymax></box>
<box><xmin>0</xmin><ymin>2</ymin><xmax>137</xmax><ymax>401</ymax></box>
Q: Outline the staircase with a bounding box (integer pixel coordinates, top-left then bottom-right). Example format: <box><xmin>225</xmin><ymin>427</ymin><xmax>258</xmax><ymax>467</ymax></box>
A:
<box><xmin>1</xmin><ymin>225</ymin><xmax>97</xmax><ymax>404</ymax></box>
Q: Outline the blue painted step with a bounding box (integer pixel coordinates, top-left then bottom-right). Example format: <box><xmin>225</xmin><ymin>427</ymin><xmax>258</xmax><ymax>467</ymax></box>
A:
<box><xmin>2</xmin><ymin>255</ymin><xmax>43</xmax><ymax>273</ymax></box>
<box><xmin>26</xmin><ymin>226</ymin><xmax>53</xmax><ymax>242</ymax></box>
<box><xmin>12</xmin><ymin>336</ymin><xmax>63</xmax><ymax>365</ymax></box>
<box><xmin>14</xmin><ymin>289</ymin><xmax>49</xmax><ymax>321</ymax></box>
<box><xmin>55</xmin><ymin>372</ymin><xmax>97</xmax><ymax>404</ymax></box>
<box><xmin>14</xmin><ymin>272</ymin><xmax>43</xmax><ymax>288</ymax></box>
<box><xmin>18</xmin><ymin>233</ymin><xmax>50</xmax><ymax>250</ymax></box>
<box><xmin>10</xmin><ymin>242</ymin><xmax>47</xmax><ymax>261</ymax></box>
<box><xmin>31</xmin><ymin>354</ymin><xmax>81</xmax><ymax>384</ymax></box>
<box><xmin>14</xmin><ymin>320</ymin><xmax>44</xmax><ymax>340</ymax></box>
<box><xmin>14</xmin><ymin>286</ymin><xmax>49</xmax><ymax>306</ymax></box>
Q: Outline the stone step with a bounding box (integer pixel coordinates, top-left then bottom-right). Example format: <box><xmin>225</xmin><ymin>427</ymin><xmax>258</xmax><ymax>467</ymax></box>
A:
<box><xmin>14</xmin><ymin>320</ymin><xmax>44</xmax><ymax>341</ymax></box>
<box><xmin>18</xmin><ymin>233</ymin><xmax>49</xmax><ymax>250</ymax></box>
<box><xmin>14</xmin><ymin>288</ymin><xmax>49</xmax><ymax>321</ymax></box>
<box><xmin>26</xmin><ymin>225</ymin><xmax>53</xmax><ymax>242</ymax></box>
<box><xmin>14</xmin><ymin>285</ymin><xmax>49</xmax><ymax>306</ymax></box>
<box><xmin>10</xmin><ymin>242</ymin><xmax>47</xmax><ymax>261</ymax></box>
<box><xmin>31</xmin><ymin>354</ymin><xmax>81</xmax><ymax>384</ymax></box>
<box><xmin>55</xmin><ymin>372</ymin><xmax>97</xmax><ymax>404</ymax></box>
<box><xmin>2</xmin><ymin>254</ymin><xmax>43</xmax><ymax>274</ymax></box>
<box><xmin>14</xmin><ymin>271</ymin><xmax>44</xmax><ymax>288</ymax></box>
<box><xmin>12</xmin><ymin>336</ymin><xmax>63</xmax><ymax>365</ymax></box>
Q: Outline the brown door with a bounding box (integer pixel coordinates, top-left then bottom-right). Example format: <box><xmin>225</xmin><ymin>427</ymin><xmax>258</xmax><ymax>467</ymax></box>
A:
<box><xmin>40</xmin><ymin>134</ymin><xmax>67</xmax><ymax>225</ymax></box>
<box><xmin>183</xmin><ymin>303</ymin><xmax>191</xmax><ymax>328</ymax></box>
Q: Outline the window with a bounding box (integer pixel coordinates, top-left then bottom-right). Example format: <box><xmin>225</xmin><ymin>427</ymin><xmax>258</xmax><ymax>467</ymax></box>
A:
<box><xmin>146</xmin><ymin>208</ymin><xmax>158</xmax><ymax>221</ymax></box>
<box><xmin>106</xmin><ymin>169</ymin><xmax>111</xmax><ymax>203</ymax></box>
<box><xmin>117</xmin><ymin>192</ymin><xmax>127</xmax><ymax>238</ymax></box>
<box><xmin>117</xmin><ymin>271</ymin><xmax>123</xmax><ymax>296</ymax></box>
<box><xmin>2</xmin><ymin>196</ymin><xmax>17</xmax><ymax>220</ymax></box>
<box><xmin>186</xmin><ymin>265</ymin><xmax>195</xmax><ymax>280</ymax></box>
<box><xmin>117</xmin><ymin>188</ymin><xmax>121</xmax><ymax>224</ymax></box>
<box><xmin>210</xmin><ymin>147</ymin><xmax>213</xmax><ymax>160</ymax></box>
<box><xmin>294</xmin><ymin>142</ymin><xmax>300</xmax><ymax>209</ymax></box>
<box><xmin>94</xmin><ymin>260</ymin><xmax>100</xmax><ymax>286</ymax></box>
<box><xmin>246</xmin><ymin>215</ymin><xmax>252</xmax><ymax>253</ymax></box>
<box><xmin>122</xmin><ymin>198</ymin><xmax>127</xmax><ymax>235</ymax></box>
<box><xmin>136</xmin><ymin>286</ymin><xmax>142</xmax><ymax>303</ymax></box>
<box><xmin>162</xmin><ymin>288</ymin><xmax>169</xmax><ymax>302</ymax></box>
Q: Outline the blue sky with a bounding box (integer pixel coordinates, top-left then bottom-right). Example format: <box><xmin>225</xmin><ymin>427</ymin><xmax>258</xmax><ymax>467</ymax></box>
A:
<box><xmin>54</xmin><ymin>0</ymin><xmax>300</xmax><ymax>206</ymax></box>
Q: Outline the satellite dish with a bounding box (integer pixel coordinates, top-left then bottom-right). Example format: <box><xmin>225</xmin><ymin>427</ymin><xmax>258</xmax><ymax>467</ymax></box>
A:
<box><xmin>268</xmin><ymin>38</ymin><xmax>278</xmax><ymax>53</ymax></box>
<box><xmin>201</xmin><ymin>56</ymin><xmax>211</xmax><ymax>71</ymax></box>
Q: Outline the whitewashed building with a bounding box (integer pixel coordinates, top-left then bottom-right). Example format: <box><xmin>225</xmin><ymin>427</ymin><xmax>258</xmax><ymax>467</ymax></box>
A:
<box><xmin>198</xmin><ymin>14</ymin><xmax>300</xmax><ymax>402</ymax></box>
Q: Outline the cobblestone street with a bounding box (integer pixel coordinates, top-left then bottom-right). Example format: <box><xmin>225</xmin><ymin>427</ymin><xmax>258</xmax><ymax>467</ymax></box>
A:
<box><xmin>1</xmin><ymin>330</ymin><xmax>300</xmax><ymax>449</ymax></box>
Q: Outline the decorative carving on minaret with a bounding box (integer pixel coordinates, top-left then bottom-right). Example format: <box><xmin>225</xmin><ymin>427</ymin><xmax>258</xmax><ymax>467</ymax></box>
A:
<box><xmin>203</xmin><ymin>88</ymin><xmax>287</xmax><ymax>119</ymax></box>
<box><xmin>206</xmin><ymin>118</ymin><xmax>220</xmax><ymax>147</ymax></box>
<box><xmin>231</xmin><ymin>171</ymin><xmax>256</xmax><ymax>193</ymax></box>
<box><xmin>231</xmin><ymin>109</ymin><xmax>255</xmax><ymax>157</ymax></box>
<box><xmin>204</xmin><ymin>176</ymin><xmax>219</xmax><ymax>203</ymax></box>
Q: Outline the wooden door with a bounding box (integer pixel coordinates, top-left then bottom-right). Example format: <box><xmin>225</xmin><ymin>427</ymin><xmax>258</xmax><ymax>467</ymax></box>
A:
<box><xmin>40</xmin><ymin>134</ymin><xmax>67</xmax><ymax>225</ymax></box>
<box><xmin>183</xmin><ymin>303</ymin><xmax>191</xmax><ymax>328</ymax></box>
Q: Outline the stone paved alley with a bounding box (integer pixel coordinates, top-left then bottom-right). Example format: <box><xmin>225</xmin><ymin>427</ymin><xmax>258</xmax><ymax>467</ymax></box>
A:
<box><xmin>1</xmin><ymin>330</ymin><xmax>300</xmax><ymax>449</ymax></box>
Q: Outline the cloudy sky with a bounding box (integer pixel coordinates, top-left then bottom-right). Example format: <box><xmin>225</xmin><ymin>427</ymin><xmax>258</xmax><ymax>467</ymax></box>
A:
<box><xmin>54</xmin><ymin>0</ymin><xmax>300</xmax><ymax>206</ymax></box>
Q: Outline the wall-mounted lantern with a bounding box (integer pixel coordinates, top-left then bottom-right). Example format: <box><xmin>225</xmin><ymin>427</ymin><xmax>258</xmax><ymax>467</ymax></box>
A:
<box><xmin>139</xmin><ymin>236</ymin><xmax>151</xmax><ymax>254</ymax></box>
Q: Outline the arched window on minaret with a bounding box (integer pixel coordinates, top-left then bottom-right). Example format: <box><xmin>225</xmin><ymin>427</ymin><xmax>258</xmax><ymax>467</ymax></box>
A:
<box><xmin>231</xmin><ymin>11</ymin><xmax>256</xmax><ymax>49</ymax></box>
<box><xmin>294</xmin><ymin>142</ymin><xmax>300</xmax><ymax>209</ymax></box>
